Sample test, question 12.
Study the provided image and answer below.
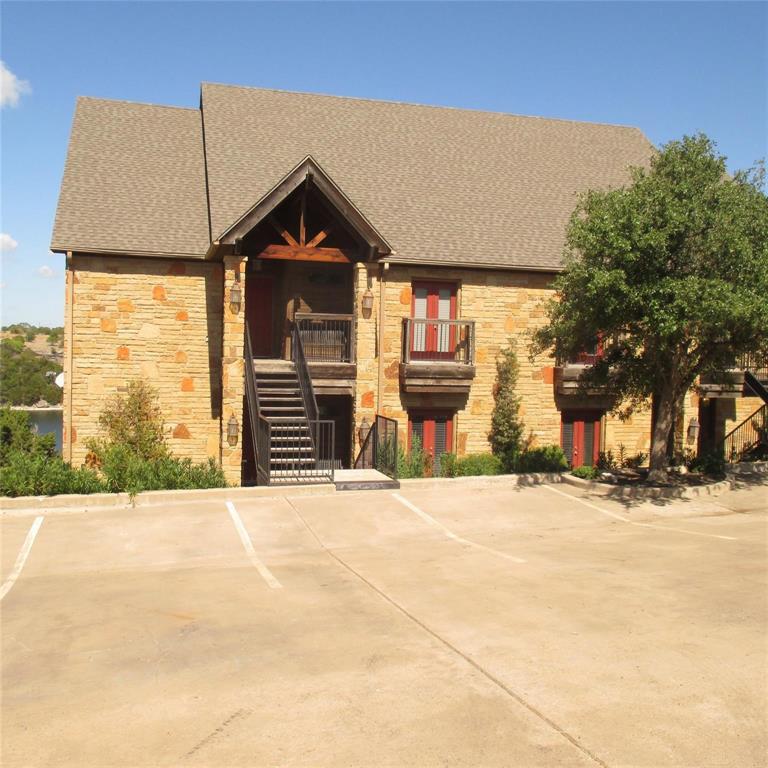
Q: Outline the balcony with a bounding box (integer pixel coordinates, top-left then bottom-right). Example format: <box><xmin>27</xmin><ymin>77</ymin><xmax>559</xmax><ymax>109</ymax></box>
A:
<box><xmin>699</xmin><ymin>353</ymin><xmax>768</xmax><ymax>398</ymax></box>
<box><xmin>400</xmin><ymin>318</ymin><xmax>476</xmax><ymax>393</ymax></box>
<box><xmin>295</xmin><ymin>312</ymin><xmax>356</xmax><ymax>395</ymax></box>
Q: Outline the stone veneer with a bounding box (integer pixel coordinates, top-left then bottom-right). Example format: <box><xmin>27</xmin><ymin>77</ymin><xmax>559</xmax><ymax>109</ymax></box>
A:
<box><xmin>65</xmin><ymin>254</ymin><xmax>759</xmax><ymax>484</ymax></box>
<box><xmin>353</xmin><ymin>263</ymin><xmax>653</xmax><ymax>459</ymax></box>
<box><xmin>63</xmin><ymin>254</ymin><xmax>223</xmax><ymax>468</ymax></box>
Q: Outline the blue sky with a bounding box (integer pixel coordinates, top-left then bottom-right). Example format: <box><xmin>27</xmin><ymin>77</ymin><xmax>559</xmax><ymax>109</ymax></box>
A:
<box><xmin>1</xmin><ymin>1</ymin><xmax>765</xmax><ymax>328</ymax></box>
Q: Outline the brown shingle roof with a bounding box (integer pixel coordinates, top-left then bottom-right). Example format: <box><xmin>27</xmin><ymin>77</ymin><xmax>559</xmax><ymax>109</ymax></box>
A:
<box><xmin>51</xmin><ymin>97</ymin><xmax>210</xmax><ymax>257</ymax></box>
<box><xmin>53</xmin><ymin>85</ymin><xmax>654</xmax><ymax>270</ymax></box>
<box><xmin>201</xmin><ymin>84</ymin><xmax>653</xmax><ymax>270</ymax></box>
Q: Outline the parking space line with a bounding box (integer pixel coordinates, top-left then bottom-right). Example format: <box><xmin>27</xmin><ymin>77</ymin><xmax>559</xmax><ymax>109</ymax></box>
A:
<box><xmin>225</xmin><ymin>502</ymin><xmax>282</xmax><ymax>589</ymax></box>
<box><xmin>542</xmin><ymin>485</ymin><xmax>738</xmax><ymax>541</ymax></box>
<box><xmin>0</xmin><ymin>515</ymin><xmax>44</xmax><ymax>602</ymax></box>
<box><xmin>391</xmin><ymin>493</ymin><xmax>527</xmax><ymax>563</ymax></box>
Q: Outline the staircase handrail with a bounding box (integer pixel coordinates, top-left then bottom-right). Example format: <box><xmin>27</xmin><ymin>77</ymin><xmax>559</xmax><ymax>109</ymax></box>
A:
<box><xmin>291</xmin><ymin>323</ymin><xmax>319</xmax><ymax>425</ymax></box>
<box><xmin>722</xmin><ymin>404</ymin><xmax>768</xmax><ymax>462</ymax></box>
<box><xmin>244</xmin><ymin>323</ymin><xmax>270</xmax><ymax>484</ymax></box>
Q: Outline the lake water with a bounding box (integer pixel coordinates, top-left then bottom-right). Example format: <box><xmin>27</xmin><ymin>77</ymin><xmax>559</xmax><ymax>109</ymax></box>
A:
<box><xmin>25</xmin><ymin>409</ymin><xmax>64</xmax><ymax>453</ymax></box>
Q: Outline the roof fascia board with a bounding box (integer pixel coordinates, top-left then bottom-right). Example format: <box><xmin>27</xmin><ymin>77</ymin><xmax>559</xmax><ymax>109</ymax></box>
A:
<box><xmin>217</xmin><ymin>155</ymin><xmax>391</xmax><ymax>254</ymax></box>
<box><xmin>52</xmin><ymin>246</ymin><xmax>208</xmax><ymax>260</ymax></box>
<box><xmin>383</xmin><ymin>257</ymin><xmax>562</xmax><ymax>274</ymax></box>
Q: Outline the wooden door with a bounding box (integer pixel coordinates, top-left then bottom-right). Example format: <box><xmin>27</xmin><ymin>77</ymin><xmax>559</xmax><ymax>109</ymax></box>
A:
<box><xmin>561</xmin><ymin>410</ymin><xmax>602</xmax><ymax>468</ymax></box>
<box><xmin>408</xmin><ymin>411</ymin><xmax>454</xmax><ymax>475</ymax></box>
<box><xmin>246</xmin><ymin>275</ymin><xmax>274</xmax><ymax>358</ymax></box>
<box><xmin>411</xmin><ymin>282</ymin><xmax>457</xmax><ymax>360</ymax></box>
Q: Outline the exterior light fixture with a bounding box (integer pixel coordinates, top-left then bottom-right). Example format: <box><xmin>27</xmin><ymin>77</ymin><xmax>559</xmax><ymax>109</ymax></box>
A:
<box><xmin>358</xmin><ymin>416</ymin><xmax>371</xmax><ymax>446</ymax></box>
<box><xmin>229</xmin><ymin>279</ymin><xmax>242</xmax><ymax>313</ymax></box>
<box><xmin>686</xmin><ymin>417</ymin><xmax>700</xmax><ymax>445</ymax></box>
<box><xmin>361</xmin><ymin>288</ymin><xmax>374</xmax><ymax>318</ymax></box>
<box><xmin>227</xmin><ymin>414</ymin><xmax>239</xmax><ymax>447</ymax></box>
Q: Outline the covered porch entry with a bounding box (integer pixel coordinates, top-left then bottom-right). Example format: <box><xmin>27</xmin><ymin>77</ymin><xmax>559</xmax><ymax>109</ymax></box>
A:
<box><xmin>221</xmin><ymin>156</ymin><xmax>390</xmax><ymax>485</ymax></box>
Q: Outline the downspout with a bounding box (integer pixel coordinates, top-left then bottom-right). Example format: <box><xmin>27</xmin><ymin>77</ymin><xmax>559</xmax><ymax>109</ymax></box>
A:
<box><xmin>65</xmin><ymin>252</ymin><xmax>74</xmax><ymax>463</ymax></box>
<box><xmin>376</xmin><ymin>259</ymin><xmax>388</xmax><ymax>414</ymax></box>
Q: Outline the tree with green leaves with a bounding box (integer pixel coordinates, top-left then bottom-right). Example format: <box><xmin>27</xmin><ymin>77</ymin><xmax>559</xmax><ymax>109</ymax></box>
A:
<box><xmin>531</xmin><ymin>135</ymin><xmax>768</xmax><ymax>481</ymax></box>
<box><xmin>489</xmin><ymin>339</ymin><xmax>525</xmax><ymax>471</ymax></box>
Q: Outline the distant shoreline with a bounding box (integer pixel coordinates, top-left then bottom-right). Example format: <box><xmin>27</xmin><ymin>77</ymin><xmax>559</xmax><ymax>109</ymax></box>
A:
<box><xmin>9</xmin><ymin>405</ymin><xmax>63</xmax><ymax>412</ymax></box>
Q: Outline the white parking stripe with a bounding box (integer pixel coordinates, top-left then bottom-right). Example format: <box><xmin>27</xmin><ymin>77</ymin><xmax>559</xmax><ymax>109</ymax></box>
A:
<box><xmin>225</xmin><ymin>502</ymin><xmax>282</xmax><ymax>589</ymax></box>
<box><xmin>0</xmin><ymin>516</ymin><xmax>44</xmax><ymax>602</ymax></box>
<box><xmin>392</xmin><ymin>493</ymin><xmax>526</xmax><ymax>564</ymax></box>
<box><xmin>542</xmin><ymin>485</ymin><xmax>738</xmax><ymax>541</ymax></box>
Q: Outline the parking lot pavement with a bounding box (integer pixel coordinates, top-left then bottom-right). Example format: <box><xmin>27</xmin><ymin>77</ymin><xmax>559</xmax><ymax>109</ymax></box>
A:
<box><xmin>1</xmin><ymin>479</ymin><xmax>766</xmax><ymax>767</ymax></box>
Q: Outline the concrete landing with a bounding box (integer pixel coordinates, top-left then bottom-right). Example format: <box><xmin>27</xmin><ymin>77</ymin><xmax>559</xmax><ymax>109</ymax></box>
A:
<box><xmin>334</xmin><ymin>468</ymin><xmax>400</xmax><ymax>491</ymax></box>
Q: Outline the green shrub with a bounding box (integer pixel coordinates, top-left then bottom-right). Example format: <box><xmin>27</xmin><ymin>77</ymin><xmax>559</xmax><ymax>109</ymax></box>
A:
<box><xmin>515</xmin><ymin>445</ymin><xmax>568</xmax><ymax>473</ymax></box>
<box><xmin>90</xmin><ymin>379</ymin><xmax>167</xmax><ymax>461</ymax></box>
<box><xmin>597</xmin><ymin>450</ymin><xmax>618</xmax><ymax>471</ymax></box>
<box><xmin>99</xmin><ymin>445</ymin><xmax>227</xmax><ymax>496</ymax></box>
<box><xmin>0</xmin><ymin>407</ymin><xmax>56</xmax><ymax>466</ymax></box>
<box><xmin>0</xmin><ymin>451</ymin><xmax>106</xmax><ymax>497</ymax></box>
<box><xmin>397</xmin><ymin>435</ymin><xmax>429</xmax><ymax>478</ymax></box>
<box><xmin>436</xmin><ymin>452</ymin><xmax>457</xmax><ymax>478</ymax></box>
<box><xmin>489</xmin><ymin>341</ymin><xmax>525</xmax><ymax>472</ymax></box>
<box><xmin>454</xmin><ymin>452</ymin><xmax>502</xmax><ymax>476</ymax></box>
<box><xmin>571</xmin><ymin>465</ymin><xmax>599</xmax><ymax>480</ymax></box>
<box><xmin>687</xmin><ymin>450</ymin><xmax>726</xmax><ymax>477</ymax></box>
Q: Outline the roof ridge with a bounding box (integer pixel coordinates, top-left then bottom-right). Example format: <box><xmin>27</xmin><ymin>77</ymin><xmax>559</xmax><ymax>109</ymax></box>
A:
<box><xmin>77</xmin><ymin>95</ymin><xmax>197</xmax><ymax>113</ymax></box>
<box><xmin>199</xmin><ymin>81</ymin><xmax>644</xmax><ymax>132</ymax></box>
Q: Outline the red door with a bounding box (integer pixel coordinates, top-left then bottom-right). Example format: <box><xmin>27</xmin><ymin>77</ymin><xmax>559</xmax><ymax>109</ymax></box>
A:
<box><xmin>561</xmin><ymin>410</ymin><xmax>602</xmax><ymax>468</ymax></box>
<box><xmin>410</xmin><ymin>282</ymin><xmax>457</xmax><ymax>360</ymax></box>
<box><xmin>246</xmin><ymin>275</ymin><xmax>273</xmax><ymax>357</ymax></box>
<box><xmin>408</xmin><ymin>411</ymin><xmax>454</xmax><ymax>475</ymax></box>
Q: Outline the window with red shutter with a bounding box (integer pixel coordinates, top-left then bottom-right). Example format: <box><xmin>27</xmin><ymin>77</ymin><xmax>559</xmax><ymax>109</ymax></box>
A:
<box><xmin>408</xmin><ymin>411</ymin><xmax>454</xmax><ymax>474</ymax></box>
<box><xmin>561</xmin><ymin>410</ymin><xmax>603</xmax><ymax>467</ymax></box>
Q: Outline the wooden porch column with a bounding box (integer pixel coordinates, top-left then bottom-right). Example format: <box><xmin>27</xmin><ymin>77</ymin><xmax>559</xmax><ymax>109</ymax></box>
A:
<box><xmin>220</xmin><ymin>254</ymin><xmax>247</xmax><ymax>485</ymax></box>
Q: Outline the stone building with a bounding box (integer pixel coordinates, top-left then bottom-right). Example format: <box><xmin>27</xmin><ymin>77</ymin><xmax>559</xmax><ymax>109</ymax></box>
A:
<box><xmin>51</xmin><ymin>84</ymin><xmax>764</xmax><ymax>485</ymax></box>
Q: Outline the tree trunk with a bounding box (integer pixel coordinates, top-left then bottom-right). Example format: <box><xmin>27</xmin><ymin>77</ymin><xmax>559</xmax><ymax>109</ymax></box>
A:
<box><xmin>649</xmin><ymin>387</ymin><xmax>676</xmax><ymax>482</ymax></box>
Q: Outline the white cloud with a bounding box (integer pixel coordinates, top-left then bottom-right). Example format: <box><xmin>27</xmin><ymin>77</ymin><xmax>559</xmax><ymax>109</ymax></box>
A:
<box><xmin>37</xmin><ymin>265</ymin><xmax>54</xmax><ymax>278</ymax></box>
<box><xmin>0</xmin><ymin>233</ymin><xmax>18</xmax><ymax>251</ymax></box>
<box><xmin>0</xmin><ymin>62</ymin><xmax>30</xmax><ymax>108</ymax></box>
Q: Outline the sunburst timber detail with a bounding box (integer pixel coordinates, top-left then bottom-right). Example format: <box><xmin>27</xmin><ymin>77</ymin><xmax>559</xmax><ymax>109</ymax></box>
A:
<box><xmin>258</xmin><ymin>244</ymin><xmax>352</xmax><ymax>263</ymax></box>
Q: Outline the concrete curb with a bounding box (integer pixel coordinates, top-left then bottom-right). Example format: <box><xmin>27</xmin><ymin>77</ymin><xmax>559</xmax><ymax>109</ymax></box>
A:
<box><xmin>561</xmin><ymin>473</ymin><xmax>734</xmax><ymax>500</ymax></box>
<box><xmin>726</xmin><ymin>460</ymin><xmax>768</xmax><ymax>475</ymax></box>
<box><xmin>397</xmin><ymin>472</ymin><xmax>563</xmax><ymax>490</ymax></box>
<box><xmin>0</xmin><ymin>483</ymin><xmax>337</xmax><ymax>517</ymax></box>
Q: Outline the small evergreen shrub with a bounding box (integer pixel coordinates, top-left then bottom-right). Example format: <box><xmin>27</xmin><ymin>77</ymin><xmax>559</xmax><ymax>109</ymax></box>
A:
<box><xmin>397</xmin><ymin>435</ymin><xmax>429</xmax><ymax>478</ymax></box>
<box><xmin>455</xmin><ymin>452</ymin><xmax>502</xmax><ymax>476</ymax></box>
<box><xmin>90</xmin><ymin>379</ymin><xmax>167</xmax><ymax>461</ymax></box>
<box><xmin>489</xmin><ymin>341</ymin><xmax>525</xmax><ymax>472</ymax></box>
<box><xmin>571</xmin><ymin>465</ymin><xmax>599</xmax><ymax>480</ymax></box>
<box><xmin>515</xmin><ymin>445</ymin><xmax>568</xmax><ymax>473</ymax></box>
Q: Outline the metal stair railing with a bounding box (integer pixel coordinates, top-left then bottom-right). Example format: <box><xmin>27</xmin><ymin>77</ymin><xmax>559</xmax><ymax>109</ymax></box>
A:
<box><xmin>354</xmin><ymin>415</ymin><xmax>398</xmax><ymax>480</ymax></box>
<box><xmin>723</xmin><ymin>404</ymin><xmax>768</xmax><ymax>463</ymax></box>
<box><xmin>243</xmin><ymin>323</ymin><xmax>271</xmax><ymax>486</ymax></box>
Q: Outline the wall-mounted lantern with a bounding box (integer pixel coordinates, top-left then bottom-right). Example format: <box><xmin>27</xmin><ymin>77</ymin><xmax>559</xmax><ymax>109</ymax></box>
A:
<box><xmin>686</xmin><ymin>417</ymin><xmax>700</xmax><ymax>445</ymax></box>
<box><xmin>361</xmin><ymin>288</ymin><xmax>374</xmax><ymax>318</ymax></box>
<box><xmin>229</xmin><ymin>278</ymin><xmax>242</xmax><ymax>314</ymax></box>
<box><xmin>358</xmin><ymin>416</ymin><xmax>371</xmax><ymax>447</ymax></box>
<box><xmin>227</xmin><ymin>414</ymin><xmax>239</xmax><ymax>447</ymax></box>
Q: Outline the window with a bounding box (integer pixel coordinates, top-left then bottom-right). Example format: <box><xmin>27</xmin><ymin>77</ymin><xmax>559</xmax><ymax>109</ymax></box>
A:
<box><xmin>410</xmin><ymin>281</ymin><xmax>457</xmax><ymax>360</ymax></box>
<box><xmin>561</xmin><ymin>410</ymin><xmax>602</xmax><ymax>468</ymax></box>
<box><xmin>409</xmin><ymin>411</ymin><xmax>454</xmax><ymax>470</ymax></box>
<box><xmin>570</xmin><ymin>335</ymin><xmax>604</xmax><ymax>365</ymax></box>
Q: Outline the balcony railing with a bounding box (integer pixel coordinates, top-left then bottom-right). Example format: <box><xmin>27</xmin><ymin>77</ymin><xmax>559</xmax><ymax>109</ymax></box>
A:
<box><xmin>295</xmin><ymin>312</ymin><xmax>355</xmax><ymax>363</ymax></box>
<box><xmin>734</xmin><ymin>353</ymin><xmax>768</xmax><ymax>381</ymax></box>
<box><xmin>401</xmin><ymin>318</ymin><xmax>475</xmax><ymax>364</ymax></box>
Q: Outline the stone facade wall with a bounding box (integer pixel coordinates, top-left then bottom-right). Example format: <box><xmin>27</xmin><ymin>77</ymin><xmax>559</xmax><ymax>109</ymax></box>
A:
<box><xmin>352</xmin><ymin>263</ymin><xmax>653</xmax><ymax>460</ymax></box>
<box><xmin>64</xmin><ymin>254</ymin><xmax>223</xmax><ymax>468</ymax></box>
